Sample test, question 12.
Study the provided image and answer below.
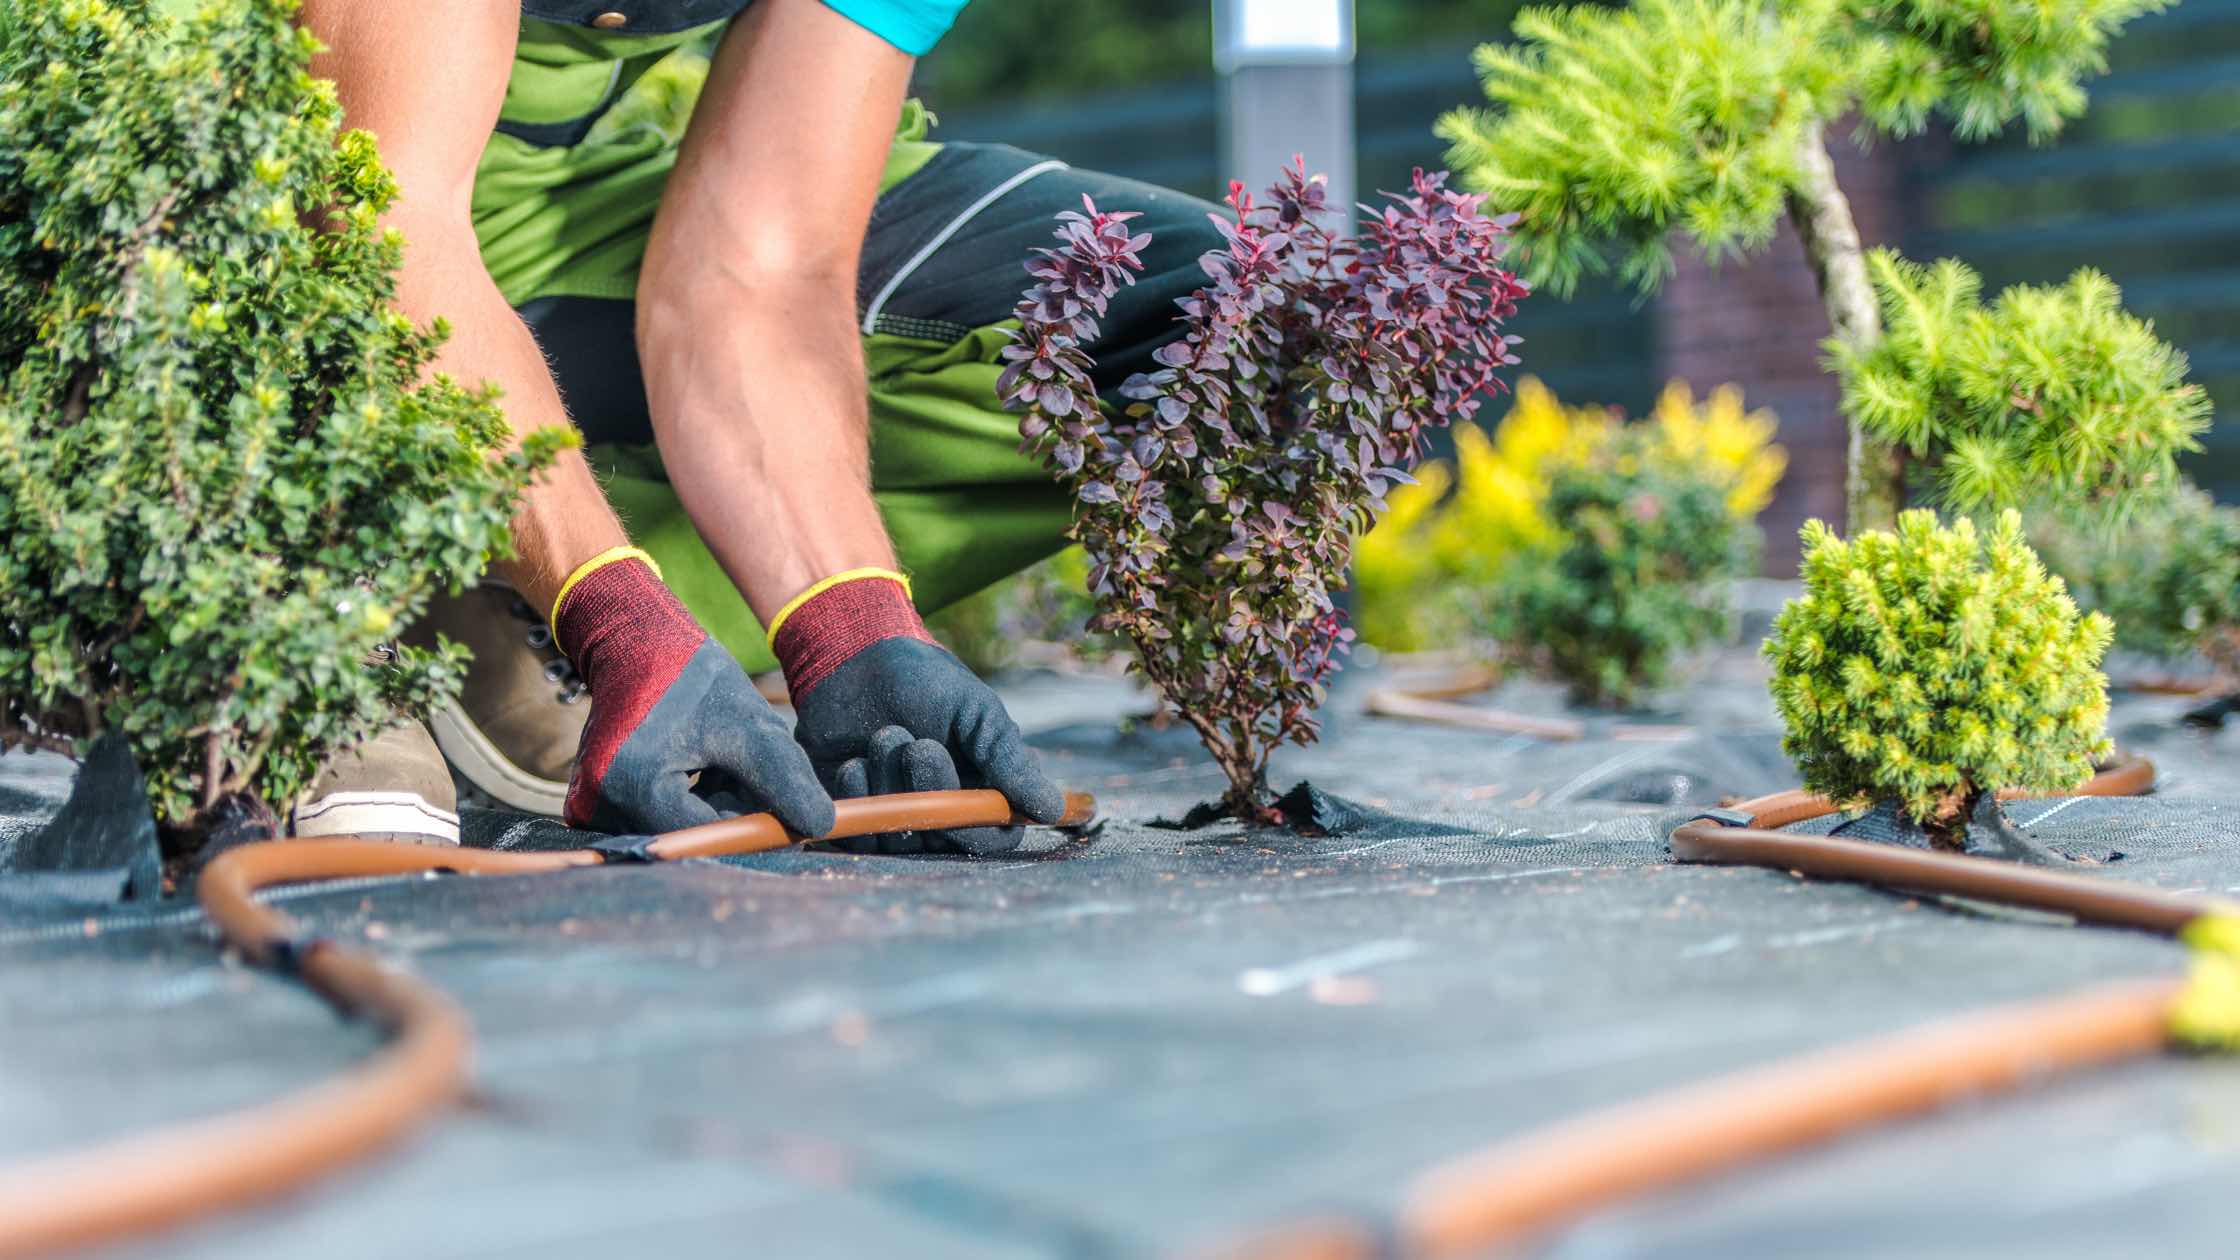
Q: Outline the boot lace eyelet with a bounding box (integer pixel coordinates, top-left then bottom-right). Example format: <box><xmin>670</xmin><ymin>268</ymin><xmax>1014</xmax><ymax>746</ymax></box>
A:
<box><xmin>543</xmin><ymin>660</ymin><xmax>572</xmax><ymax>684</ymax></box>
<box><xmin>526</xmin><ymin>625</ymin><xmax>553</xmax><ymax>649</ymax></box>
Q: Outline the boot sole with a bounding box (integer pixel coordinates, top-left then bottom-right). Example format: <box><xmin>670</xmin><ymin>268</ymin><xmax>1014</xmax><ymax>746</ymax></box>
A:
<box><xmin>291</xmin><ymin>791</ymin><xmax>461</xmax><ymax>846</ymax></box>
<box><xmin>427</xmin><ymin>700</ymin><xmax>570</xmax><ymax>818</ymax></box>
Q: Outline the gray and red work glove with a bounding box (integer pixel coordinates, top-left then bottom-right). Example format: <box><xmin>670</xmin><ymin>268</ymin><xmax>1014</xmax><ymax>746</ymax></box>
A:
<box><xmin>553</xmin><ymin>548</ymin><xmax>833</xmax><ymax>837</ymax></box>
<box><xmin>771</xmin><ymin>569</ymin><xmax>1065</xmax><ymax>854</ymax></box>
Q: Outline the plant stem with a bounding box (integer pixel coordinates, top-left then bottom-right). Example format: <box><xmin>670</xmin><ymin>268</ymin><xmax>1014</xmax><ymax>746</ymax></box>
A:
<box><xmin>1124</xmin><ymin>627</ymin><xmax>1279</xmax><ymax>821</ymax></box>
<box><xmin>1784</xmin><ymin>119</ymin><xmax>1904</xmax><ymax>535</ymax></box>
<box><xmin>202</xmin><ymin>730</ymin><xmax>225</xmax><ymax>812</ymax></box>
<box><xmin>0</xmin><ymin>724</ymin><xmax>81</xmax><ymax>758</ymax></box>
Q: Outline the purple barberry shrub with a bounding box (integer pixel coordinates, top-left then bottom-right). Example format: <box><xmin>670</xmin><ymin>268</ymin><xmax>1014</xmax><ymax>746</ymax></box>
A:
<box><xmin>1001</xmin><ymin>163</ymin><xmax>1528</xmax><ymax>822</ymax></box>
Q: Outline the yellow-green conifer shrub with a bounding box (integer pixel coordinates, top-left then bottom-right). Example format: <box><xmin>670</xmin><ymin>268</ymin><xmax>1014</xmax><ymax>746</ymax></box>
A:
<box><xmin>1831</xmin><ymin>253</ymin><xmax>2208</xmax><ymax>514</ymax></box>
<box><xmin>0</xmin><ymin>0</ymin><xmax>565</xmax><ymax>827</ymax></box>
<box><xmin>1765</xmin><ymin>510</ymin><xmax>2113</xmax><ymax>848</ymax></box>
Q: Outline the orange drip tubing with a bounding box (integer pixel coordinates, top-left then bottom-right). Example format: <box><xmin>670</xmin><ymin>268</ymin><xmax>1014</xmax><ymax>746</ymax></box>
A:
<box><xmin>0</xmin><ymin>789</ymin><xmax>1094</xmax><ymax>1259</ymax></box>
<box><xmin>1206</xmin><ymin>757</ymin><xmax>2223</xmax><ymax>1260</ymax></box>
<box><xmin>1361</xmin><ymin>666</ymin><xmax>1698</xmax><ymax>744</ymax></box>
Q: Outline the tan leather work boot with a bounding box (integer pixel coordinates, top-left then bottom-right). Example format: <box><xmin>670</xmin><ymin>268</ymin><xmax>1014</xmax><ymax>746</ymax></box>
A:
<box><xmin>290</xmin><ymin>720</ymin><xmax>461</xmax><ymax>845</ymax></box>
<box><xmin>402</xmin><ymin>580</ymin><xmax>587</xmax><ymax>817</ymax></box>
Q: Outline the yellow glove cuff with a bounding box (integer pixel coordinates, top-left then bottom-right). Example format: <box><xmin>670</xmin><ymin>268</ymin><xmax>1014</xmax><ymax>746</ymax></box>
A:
<box><xmin>549</xmin><ymin>545</ymin><xmax>663</xmax><ymax>631</ymax></box>
<box><xmin>764</xmin><ymin>567</ymin><xmax>913</xmax><ymax>641</ymax></box>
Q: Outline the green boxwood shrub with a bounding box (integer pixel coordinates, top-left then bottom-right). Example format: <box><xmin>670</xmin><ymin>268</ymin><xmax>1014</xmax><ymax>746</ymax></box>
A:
<box><xmin>1765</xmin><ymin>510</ymin><xmax>2113</xmax><ymax>848</ymax></box>
<box><xmin>1485</xmin><ymin>426</ymin><xmax>1754</xmax><ymax>709</ymax></box>
<box><xmin>0</xmin><ymin>0</ymin><xmax>564</xmax><ymax>828</ymax></box>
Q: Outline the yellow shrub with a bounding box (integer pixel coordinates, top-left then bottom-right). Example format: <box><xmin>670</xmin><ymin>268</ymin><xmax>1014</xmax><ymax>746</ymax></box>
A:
<box><xmin>1353</xmin><ymin>460</ymin><xmax>1455</xmax><ymax>651</ymax></box>
<box><xmin>1353</xmin><ymin>377</ymin><xmax>1784</xmax><ymax>652</ymax></box>
<box><xmin>1647</xmin><ymin>381</ymin><xmax>1786</xmax><ymax>519</ymax></box>
<box><xmin>1488</xmin><ymin>376</ymin><xmax>1617</xmax><ymax>481</ymax></box>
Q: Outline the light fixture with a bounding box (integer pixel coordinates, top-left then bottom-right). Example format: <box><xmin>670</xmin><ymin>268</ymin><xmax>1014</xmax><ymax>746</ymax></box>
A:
<box><xmin>1213</xmin><ymin>0</ymin><xmax>1356</xmax><ymax>73</ymax></box>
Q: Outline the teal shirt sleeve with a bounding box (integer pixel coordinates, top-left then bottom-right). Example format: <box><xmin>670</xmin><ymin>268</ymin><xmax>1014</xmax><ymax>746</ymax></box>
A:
<box><xmin>818</xmin><ymin>0</ymin><xmax>968</xmax><ymax>55</ymax></box>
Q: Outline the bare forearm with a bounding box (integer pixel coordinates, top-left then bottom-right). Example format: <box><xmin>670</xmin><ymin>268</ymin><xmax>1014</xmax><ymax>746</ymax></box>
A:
<box><xmin>634</xmin><ymin>0</ymin><xmax>912</xmax><ymax>620</ymax></box>
<box><xmin>389</xmin><ymin>223</ymin><xmax>628</xmax><ymax>615</ymax></box>
<box><xmin>303</xmin><ymin>0</ymin><xmax>627</xmax><ymax>622</ymax></box>
<box><xmin>635</xmin><ymin>268</ymin><xmax>895</xmax><ymax>616</ymax></box>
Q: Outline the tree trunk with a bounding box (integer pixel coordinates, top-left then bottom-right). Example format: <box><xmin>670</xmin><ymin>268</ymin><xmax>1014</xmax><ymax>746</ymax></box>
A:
<box><xmin>1784</xmin><ymin>119</ymin><xmax>1904</xmax><ymax>535</ymax></box>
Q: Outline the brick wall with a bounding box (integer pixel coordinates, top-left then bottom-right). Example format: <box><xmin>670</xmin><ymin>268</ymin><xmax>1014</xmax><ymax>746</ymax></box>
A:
<box><xmin>1656</xmin><ymin>133</ymin><xmax>1901</xmax><ymax>573</ymax></box>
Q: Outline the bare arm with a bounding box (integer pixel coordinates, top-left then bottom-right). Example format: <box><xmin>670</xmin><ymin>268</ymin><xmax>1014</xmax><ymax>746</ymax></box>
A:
<box><xmin>299</xmin><ymin>0</ymin><xmax>628</xmax><ymax>616</ymax></box>
<box><xmin>636</xmin><ymin>0</ymin><xmax>915</xmax><ymax>617</ymax></box>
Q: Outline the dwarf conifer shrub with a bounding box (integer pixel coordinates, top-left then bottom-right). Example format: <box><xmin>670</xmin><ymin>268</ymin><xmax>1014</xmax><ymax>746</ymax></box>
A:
<box><xmin>1486</xmin><ymin>426</ymin><xmax>1754</xmax><ymax>708</ymax></box>
<box><xmin>1441</xmin><ymin>0</ymin><xmax>2175</xmax><ymax>530</ymax></box>
<box><xmin>1832</xmin><ymin>253</ymin><xmax>2207</xmax><ymax>514</ymax></box>
<box><xmin>1002</xmin><ymin>165</ymin><xmax>1529</xmax><ymax>820</ymax></box>
<box><xmin>0</xmin><ymin>0</ymin><xmax>562</xmax><ymax>828</ymax></box>
<box><xmin>1765</xmin><ymin>510</ymin><xmax>2113</xmax><ymax>849</ymax></box>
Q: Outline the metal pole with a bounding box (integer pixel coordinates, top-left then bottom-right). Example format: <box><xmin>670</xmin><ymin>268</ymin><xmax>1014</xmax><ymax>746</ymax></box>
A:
<box><xmin>1213</xmin><ymin>0</ymin><xmax>1357</xmax><ymax>225</ymax></box>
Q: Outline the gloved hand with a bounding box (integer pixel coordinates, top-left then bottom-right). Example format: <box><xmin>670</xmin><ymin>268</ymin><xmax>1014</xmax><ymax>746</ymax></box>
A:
<box><xmin>773</xmin><ymin>569</ymin><xmax>1064</xmax><ymax>854</ymax></box>
<box><xmin>554</xmin><ymin>548</ymin><xmax>834</xmax><ymax>837</ymax></box>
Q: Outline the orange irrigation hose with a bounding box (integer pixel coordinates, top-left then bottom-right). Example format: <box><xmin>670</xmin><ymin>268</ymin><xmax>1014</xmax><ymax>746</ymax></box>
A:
<box><xmin>1377</xmin><ymin>663</ymin><xmax>1506</xmax><ymax>703</ymax></box>
<box><xmin>1362</xmin><ymin>685</ymin><xmax>1587</xmax><ymax>740</ymax></box>
<box><xmin>1206</xmin><ymin>757</ymin><xmax>2220</xmax><ymax>1260</ymax></box>
<box><xmin>1399</xmin><ymin>976</ymin><xmax>2182</xmax><ymax>1257</ymax></box>
<box><xmin>1361</xmin><ymin>666</ymin><xmax>1698</xmax><ymax>743</ymax></box>
<box><xmin>0</xmin><ymin>944</ymin><xmax>472</xmax><ymax>1260</ymax></box>
<box><xmin>1722</xmin><ymin>755</ymin><xmax>2162</xmax><ymax>834</ymax></box>
<box><xmin>0</xmin><ymin>788</ymin><xmax>1096</xmax><ymax>1260</ymax></box>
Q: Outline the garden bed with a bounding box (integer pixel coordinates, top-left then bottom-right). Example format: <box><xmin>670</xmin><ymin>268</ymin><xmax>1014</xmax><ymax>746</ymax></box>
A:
<box><xmin>4</xmin><ymin>639</ymin><xmax>2240</xmax><ymax>1258</ymax></box>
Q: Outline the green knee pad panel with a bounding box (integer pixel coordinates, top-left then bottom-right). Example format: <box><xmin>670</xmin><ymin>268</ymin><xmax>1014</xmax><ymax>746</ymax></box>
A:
<box><xmin>474</xmin><ymin>26</ymin><xmax>942</xmax><ymax>305</ymax></box>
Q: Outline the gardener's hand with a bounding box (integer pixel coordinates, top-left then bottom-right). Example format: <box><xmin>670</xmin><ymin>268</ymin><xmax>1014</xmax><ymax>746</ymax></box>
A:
<box><xmin>554</xmin><ymin>550</ymin><xmax>833</xmax><ymax>837</ymax></box>
<box><xmin>775</xmin><ymin>571</ymin><xmax>1065</xmax><ymax>854</ymax></box>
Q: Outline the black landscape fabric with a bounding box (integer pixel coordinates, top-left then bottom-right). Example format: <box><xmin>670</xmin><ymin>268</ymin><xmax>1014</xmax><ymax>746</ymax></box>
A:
<box><xmin>0</xmin><ymin>733</ymin><xmax>161</xmax><ymax>908</ymax></box>
<box><xmin>4</xmin><ymin>650</ymin><xmax>2240</xmax><ymax>1259</ymax></box>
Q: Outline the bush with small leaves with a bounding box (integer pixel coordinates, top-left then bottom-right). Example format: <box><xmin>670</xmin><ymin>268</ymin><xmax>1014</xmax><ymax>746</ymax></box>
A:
<box><xmin>1484</xmin><ymin>426</ymin><xmax>1755</xmax><ymax>708</ymax></box>
<box><xmin>0</xmin><ymin>0</ymin><xmax>563</xmax><ymax>829</ymax></box>
<box><xmin>1765</xmin><ymin>510</ymin><xmax>2113</xmax><ymax>849</ymax></box>
<box><xmin>1001</xmin><ymin>163</ymin><xmax>1529</xmax><ymax>820</ymax></box>
<box><xmin>1353</xmin><ymin>378</ymin><xmax>1592</xmax><ymax>652</ymax></box>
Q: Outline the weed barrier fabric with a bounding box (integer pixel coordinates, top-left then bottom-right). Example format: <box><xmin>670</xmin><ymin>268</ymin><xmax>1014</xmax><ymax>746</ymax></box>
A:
<box><xmin>5</xmin><ymin>652</ymin><xmax>2240</xmax><ymax>1258</ymax></box>
<box><xmin>0</xmin><ymin>736</ymin><xmax>161</xmax><ymax>909</ymax></box>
